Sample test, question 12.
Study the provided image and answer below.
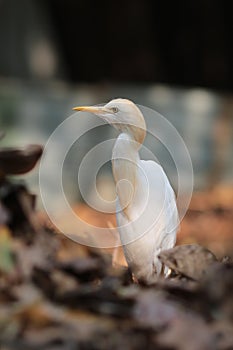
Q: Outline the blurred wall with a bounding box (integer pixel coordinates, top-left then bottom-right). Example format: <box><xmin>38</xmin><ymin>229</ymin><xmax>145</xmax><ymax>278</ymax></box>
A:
<box><xmin>0</xmin><ymin>0</ymin><xmax>232</xmax><ymax>90</ymax></box>
<box><xmin>0</xmin><ymin>0</ymin><xmax>64</xmax><ymax>80</ymax></box>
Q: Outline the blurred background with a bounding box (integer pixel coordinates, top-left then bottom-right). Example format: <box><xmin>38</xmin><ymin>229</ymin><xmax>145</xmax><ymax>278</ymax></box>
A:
<box><xmin>0</xmin><ymin>0</ymin><xmax>232</xmax><ymax>255</ymax></box>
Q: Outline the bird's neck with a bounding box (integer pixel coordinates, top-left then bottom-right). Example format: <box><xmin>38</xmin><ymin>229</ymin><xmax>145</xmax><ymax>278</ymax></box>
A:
<box><xmin>112</xmin><ymin>133</ymin><xmax>140</xmax><ymax>215</ymax></box>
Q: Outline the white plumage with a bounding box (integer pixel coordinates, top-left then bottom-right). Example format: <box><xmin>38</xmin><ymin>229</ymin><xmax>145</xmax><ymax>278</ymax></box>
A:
<box><xmin>73</xmin><ymin>98</ymin><xmax>179</xmax><ymax>284</ymax></box>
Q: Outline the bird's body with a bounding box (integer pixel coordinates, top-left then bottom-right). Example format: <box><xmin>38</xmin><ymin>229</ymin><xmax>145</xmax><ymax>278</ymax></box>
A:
<box><xmin>112</xmin><ymin>132</ymin><xmax>178</xmax><ymax>283</ymax></box>
<box><xmin>73</xmin><ymin>99</ymin><xmax>179</xmax><ymax>284</ymax></box>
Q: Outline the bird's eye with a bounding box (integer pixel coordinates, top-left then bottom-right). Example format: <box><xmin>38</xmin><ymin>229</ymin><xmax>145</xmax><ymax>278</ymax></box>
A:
<box><xmin>111</xmin><ymin>107</ymin><xmax>119</xmax><ymax>113</ymax></box>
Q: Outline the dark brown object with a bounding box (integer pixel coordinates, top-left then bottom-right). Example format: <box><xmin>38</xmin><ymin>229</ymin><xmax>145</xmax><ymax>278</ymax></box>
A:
<box><xmin>0</xmin><ymin>144</ymin><xmax>43</xmax><ymax>175</ymax></box>
<box><xmin>0</xmin><ymin>182</ymin><xmax>39</xmax><ymax>240</ymax></box>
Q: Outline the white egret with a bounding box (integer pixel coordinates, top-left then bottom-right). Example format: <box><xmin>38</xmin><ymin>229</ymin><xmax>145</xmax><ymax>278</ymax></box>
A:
<box><xmin>73</xmin><ymin>99</ymin><xmax>179</xmax><ymax>284</ymax></box>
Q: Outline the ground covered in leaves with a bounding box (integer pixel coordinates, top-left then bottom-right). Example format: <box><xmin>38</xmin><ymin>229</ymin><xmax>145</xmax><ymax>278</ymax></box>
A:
<box><xmin>0</xmin><ymin>184</ymin><xmax>233</xmax><ymax>350</ymax></box>
<box><xmin>0</xmin><ymin>143</ymin><xmax>233</xmax><ymax>350</ymax></box>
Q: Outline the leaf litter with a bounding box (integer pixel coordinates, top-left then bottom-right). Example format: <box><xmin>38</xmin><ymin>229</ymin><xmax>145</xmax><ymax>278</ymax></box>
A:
<box><xmin>0</xmin><ymin>138</ymin><xmax>233</xmax><ymax>350</ymax></box>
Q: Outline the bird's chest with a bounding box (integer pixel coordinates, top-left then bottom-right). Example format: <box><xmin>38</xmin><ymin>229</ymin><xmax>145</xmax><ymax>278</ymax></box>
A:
<box><xmin>113</xmin><ymin>160</ymin><xmax>148</xmax><ymax>215</ymax></box>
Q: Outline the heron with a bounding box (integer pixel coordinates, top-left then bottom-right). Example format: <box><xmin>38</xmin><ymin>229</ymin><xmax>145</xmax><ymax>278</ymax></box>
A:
<box><xmin>73</xmin><ymin>99</ymin><xmax>179</xmax><ymax>284</ymax></box>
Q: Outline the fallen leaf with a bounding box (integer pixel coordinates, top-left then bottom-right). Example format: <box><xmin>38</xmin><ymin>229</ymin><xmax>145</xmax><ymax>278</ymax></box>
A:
<box><xmin>159</xmin><ymin>244</ymin><xmax>217</xmax><ymax>280</ymax></box>
<box><xmin>0</xmin><ymin>144</ymin><xmax>43</xmax><ymax>175</ymax></box>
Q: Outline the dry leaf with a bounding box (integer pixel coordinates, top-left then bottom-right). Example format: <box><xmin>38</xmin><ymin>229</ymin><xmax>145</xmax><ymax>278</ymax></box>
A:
<box><xmin>159</xmin><ymin>244</ymin><xmax>217</xmax><ymax>280</ymax></box>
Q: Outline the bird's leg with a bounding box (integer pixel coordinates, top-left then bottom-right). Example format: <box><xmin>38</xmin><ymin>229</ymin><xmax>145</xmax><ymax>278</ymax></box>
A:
<box><xmin>107</xmin><ymin>221</ymin><xmax>128</xmax><ymax>268</ymax></box>
<box><xmin>112</xmin><ymin>245</ymin><xmax>128</xmax><ymax>267</ymax></box>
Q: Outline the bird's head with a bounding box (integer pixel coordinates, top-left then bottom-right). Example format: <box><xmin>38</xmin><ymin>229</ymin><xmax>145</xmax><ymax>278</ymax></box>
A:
<box><xmin>73</xmin><ymin>98</ymin><xmax>146</xmax><ymax>145</ymax></box>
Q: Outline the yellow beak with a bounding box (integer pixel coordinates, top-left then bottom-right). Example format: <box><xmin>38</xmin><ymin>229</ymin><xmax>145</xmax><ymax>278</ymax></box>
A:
<box><xmin>73</xmin><ymin>106</ymin><xmax>99</xmax><ymax>113</ymax></box>
<box><xmin>72</xmin><ymin>106</ymin><xmax>111</xmax><ymax>114</ymax></box>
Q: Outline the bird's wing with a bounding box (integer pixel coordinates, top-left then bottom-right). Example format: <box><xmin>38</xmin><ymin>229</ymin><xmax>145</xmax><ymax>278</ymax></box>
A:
<box><xmin>140</xmin><ymin>159</ymin><xmax>178</xmax><ymax>231</ymax></box>
<box><xmin>138</xmin><ymin>160</ymin><xmax>179</xmax><ymax>273</ymax></box>
<box><xmin>116</xmin><ymin>160</ymin><xmax>179</xmax><ymax>279</ymax></box>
